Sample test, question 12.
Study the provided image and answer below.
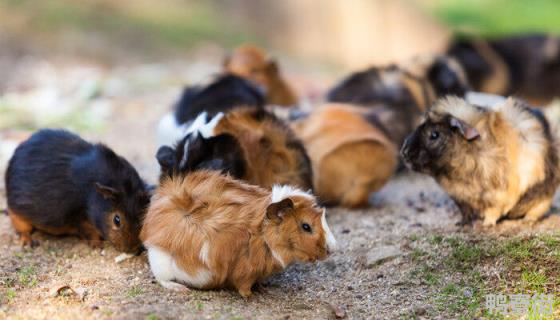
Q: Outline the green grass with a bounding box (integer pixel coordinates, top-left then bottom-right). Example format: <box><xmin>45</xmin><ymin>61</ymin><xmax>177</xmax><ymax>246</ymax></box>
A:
<box><xmin>407</xmin><ymin>233</ymin><xmax>560</xmax><ymax>318</ymax></box>
<box><xmin>126</xmin><ymin>286</ymin><xmax>143</xmax><ymax>298</ymax></box>
<box><xmin>17</xmin><ymin>266</ymin><xmax>37</xmax><ymax>287</ymax></box>
<box><xmin>423</xmin><ymin>0</ymin><xmax>560</xmax><ymax>37</ymax></box>
<box><xmin>146</xmin><ymin>314</ymin><xmax>158</xmax><ymax>320</ymax></box>
<box><xmin>5</xmin><ymin>288</ymin><xmax>16</xmax><ymax>302</ymax></box>
<box><xmin>0</xmin><ymin>0</ymin><xmax>255</xmax><ymax>53</ymax></box>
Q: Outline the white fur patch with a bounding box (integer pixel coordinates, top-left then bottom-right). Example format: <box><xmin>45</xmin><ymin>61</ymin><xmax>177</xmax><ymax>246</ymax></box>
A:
<box><xmin>184</xmin><ymin>112</ymin><xmax>223</xmax><ymax>139</ymax></box>
<box><xmin>184</xmin><ymin>112</ymin><xmax>209</xmax><ymax>136</ymax></box>
<box><xmin>199</xmin><ymin>241</ymin><xmax>210</xmax><ymax>267</ymax></box>
<box><xmin>156</xmin><ymin>112</ymin><xmax>189</xmax><ymax>147</ymax></box>
<box><xmin>321</xmin><ymin>209</ymin><xmax>338</xmax><ymax>252</ymax></box>
<box><xmin>271</xmin><ymin>250</ymin><xmax>286</xmax><ymax>268</ymax></box>
<box><xmin>271</xmin><ymin>185</ymin><xmax>314</xmax><ymax>203</ymax></box>
<box><xmin>465</xmin><ymin>91</ymin><xmax>506</xmax><ymax>108</ymax></box>
<box><xmin>146</xmin><ymin>245</ymin><xmax>213</xmax><ymax>289</ymax></box>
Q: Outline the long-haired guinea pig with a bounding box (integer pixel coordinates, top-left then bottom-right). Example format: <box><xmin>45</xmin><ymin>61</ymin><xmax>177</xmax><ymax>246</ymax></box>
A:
<box><xmin>224</xmin><ymin>44</ymin><xmax>298</xmax><ymax>107</ymax></box>
<box><xmin>327</xmin><ymin>55</ymin><xmax>469</xmax><ymax>111</ymax></box>
<box><xmin>157</xmin><ymin>108</ymin><xmax>313</xmax><ymax>191</ymax></box>
<box><xmin>5</xmin><ymin>129</ymin><xmax>150</xmax><ymax>251</ymax></box>
<box><xmin>140</xmin><ymin>170</ymin><xmax>337</xmax><ymax>297</ymax></box>
<box><xmin>292</xmin><ymin>104</ymin><xmax>398</xmax><ymax>207</ymax></box>
<box><xmin>157</xmin><ymin>74</ymin><xmax>265</xmax><ymax>147</ymax></box>
<box><xmin>401</xmin><ymin>97</ymin><xmax>560</xmax><ymax>226</ymax></box>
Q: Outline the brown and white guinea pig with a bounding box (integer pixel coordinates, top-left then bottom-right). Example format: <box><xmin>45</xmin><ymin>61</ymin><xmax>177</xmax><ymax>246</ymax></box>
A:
<box><xmin>448</xmin><ymin>34</ymin><xmax>560</xmax><ymax>104</ymax></box>
<box><xmin>224</xmin><ymin>44</ymin><xmax>298</xmax><ymax>107</ymax></box>
<box><xmin>5</xmin><ymin>129</ymin><xmax>150</xmax><ymax>252</ymax></box>
<box><xmin>401</xmin><ymin>96</ymin><xmax>560</xmax><ymax>226</ymax></box>
<box><xmin>140</xmin><ymin>170</ymin><xmax>337</xmax><ymax>297</ymax></box>
<box><xmin>157</xmin><ymin>108</ymin><xmax>313</xmax><ymax>191</ymax></box>
<box><xmin>327</xmin><ymin>55</ymin><xmax>470</xmax><ymax>146</ymax></box>
<box><xmin>292</xmin><ymin>104</ymin><xmax>398</xmax><ymax>207</ymax></box>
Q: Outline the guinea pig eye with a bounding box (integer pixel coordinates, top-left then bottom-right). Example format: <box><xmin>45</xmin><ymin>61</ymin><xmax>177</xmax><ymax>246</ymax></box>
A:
<box><xmin>301</xmin><ymin>223</ymin><xmax>312</xmax><ymax>233</ymax></box>
<box><xmin>430</xmin><ymin>130</ymin><xmax>440</xmax><ymax>140</ymax></box>
<box><xmin>113</xmin><ymin>215</ymin><xmax>121</xmax><ymax>227</ymax></box>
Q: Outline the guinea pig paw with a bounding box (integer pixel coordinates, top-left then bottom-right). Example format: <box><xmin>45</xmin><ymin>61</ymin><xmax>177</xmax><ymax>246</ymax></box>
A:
<box><xmin>160</xmin><ymin>281</ymin><xmax>190</xmax><ymax>292</ymax></box>
<box><xmin>481</xmin><ymin>218</ymin><xmax>498</xmax><ymax>228</ymax></box>
<box><xmin>87</xmin><ymin>239</ymin><xmax>104</xmax><ymax>249</ymax></box>
<box><xmin>237</xmin><ymin>288</ymin><xmax>253</xmax><ymax>299</ymax></box>
<box><xmin>19</xmin><ymin>235</ymin><xmax>39</xmax><ymax>248</ymax></box>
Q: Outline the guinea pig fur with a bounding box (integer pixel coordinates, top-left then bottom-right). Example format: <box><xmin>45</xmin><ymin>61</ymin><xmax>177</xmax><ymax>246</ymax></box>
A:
<box><xmin>5</xmin><ymin>129</ymin><xmax>150</xmax><ymax>251</ymax></box>
<box><xmin>224</xmin><ymin>44</ymin><xmax>298</xmax><ymax>107</ymax></box>
<box><xmin>157</xmin><ymin>108</ymin><xmax>313</xmax><ymax>191</ymax></box>
<box><xmin>156</xmin><ymin>74</ymin><xmax>265</xmax><ymax>147</ymax></box>
<box><xmin>401</xmin><ymin>96</ymin><xmax>560</xmax><ymax>226</ymax></box>
<box><xmin>327</xmin><ymin>56</ymin><xmax>469</xmax><ymax>112</ymax></box>
<box><xmin>292</xmin><ymin>104</ymin><xmax>398</xmax><ymax>207</ymax></box>
<box><xmin>140</xmin><ymin>170</ymin><xmax>337</xmax><ymax>297</ymax></box>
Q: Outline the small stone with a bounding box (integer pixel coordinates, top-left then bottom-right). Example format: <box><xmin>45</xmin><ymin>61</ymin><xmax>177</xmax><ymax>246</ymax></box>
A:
<box><xmin>330</xmin><ymin>304</ymin><xmax>347</xmax><ymax>319</ymax></box>
<box><xmin>90</xmin><ymin>305</ymin><xmax>99</xmax><ymax>310</ymax></box>
<box><xmin>414</xmin><ymin>306</ymin><xmax>426</xmax><ymax>316</ymax></box>
<box><xmin>341</xmin><ymin>229</ymin><xmax>351</xmax><ymax>234</ymax></box>
<box><xmin>463</xmin><ymin>288</ymin><xmax>473</xmax><ymax>298</ymax></box>
<box><xmin>366</xmin><ymin>245</ymin><xmax>403</xmax><ymax>268</ymax></box>
<box><xmin>347</xmin><ymin>285</ymin><xmax>353</xmax><ymax>291</ymax></box>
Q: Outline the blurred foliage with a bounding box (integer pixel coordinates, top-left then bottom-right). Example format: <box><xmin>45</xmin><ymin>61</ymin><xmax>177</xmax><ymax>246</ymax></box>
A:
<box><xmin>0</xmin><ymin>0</ymin><xmax>255</xmax><ymax>53</ymax></box>
<box><xmin>423</xmin><ymin>0</ymin><xmax>560</xmax><ymax>37</ymax></box>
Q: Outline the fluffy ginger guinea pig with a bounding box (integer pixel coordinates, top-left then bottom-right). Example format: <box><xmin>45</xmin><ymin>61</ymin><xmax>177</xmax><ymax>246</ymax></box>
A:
<box><xmin>401</xmin><ymin>96</ymin><xmax>560</xmax><ymax>226</ymax></box>
<box><xmin>224</xmin><ymin>44</ymin><xmax>298</xmax><ymax>107</ymax></box>
<box><xmin>140</xmin><ymin>170</ymin><xmax>337</xmax><ymax>297</ymax></box>
<box><xmin>292</xmin><ymin>104</ymin><xmax>398</xmax><ymax>207</ymax></box>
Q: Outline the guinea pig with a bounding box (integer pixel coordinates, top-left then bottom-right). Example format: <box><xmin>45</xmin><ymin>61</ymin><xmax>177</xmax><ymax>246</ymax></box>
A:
<box><xmin>327</xmin><ymin>55</ymin><xmax>469</xmax><ymax>112</ymax></box>
<box><xmin>292</xmin><ymin>104</ymin><xmax>398</xmax><ymax>207</ymax></box>
<box><xmin>5</xmin><ymin>129</ymin><xmax>150</xmax><ymax>251</ymax></box>
<box><xmin>156</xmin><ymin>74</ymin><xmax>265</xmax><ymax>147</ymax></box>
<box><xmin>224</xmin><ymin>44</ymin><xmax>298</xmax><ymax>107</ymax></box>
<box><xmin>326</xmin><ymin>57</ymin><xmax>469</xmax><ymax>147</ymax></box>
<box><xmin>401</xmin><ymin>96</ymin><xmax>560</xmax><ymax>226</ymax></box>
<box><xmin>140</xmin><ymin>170</ymin><xmax>337</xmax><ymax>297</ymax></box>
<box><xmin>449</xmin><ymin>34</ymin><xmax>560</xmax><ymax>103</ymax></box>
<box><xmin>156</xmin><ymin>113</ymin><xmax>246</xmax><ymax>181</ymax></box>
<box><xmin>157</xmin><ymin>108</ymin><xmax>313</xmax><ymax>191</ymax></box>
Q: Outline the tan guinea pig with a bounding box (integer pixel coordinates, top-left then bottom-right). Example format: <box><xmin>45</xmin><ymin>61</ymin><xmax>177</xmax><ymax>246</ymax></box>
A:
<box><xmin>140</xmin><ymin>170</ymin><xmax>337</xmax><ymax>297</ymax></box>
<box><xmin>292</xmin><ymin>103</ymin><xmax>398</xmax><ymax>207</ymax></box>
<box><xmin>224</xmin><ymin>44</ymin><xmax>298</xmax><ymax>107</ymax></box>
<box><xmin>401</xmin><ymin>96</ymin><xmax>560</xmax><ymax>226</ymax></box>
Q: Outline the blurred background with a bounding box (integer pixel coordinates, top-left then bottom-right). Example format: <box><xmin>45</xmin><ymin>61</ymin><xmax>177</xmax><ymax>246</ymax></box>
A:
<box><xmin>1</xmin><ymin>0</ymin><xmax>559</xmax><ymax>177</ymax></box>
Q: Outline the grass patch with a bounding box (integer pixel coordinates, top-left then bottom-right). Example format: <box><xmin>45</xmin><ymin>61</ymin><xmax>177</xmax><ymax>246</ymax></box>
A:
<box><xmin>421</xmin><ymin>0</ymin><xmax>560</xmax><ymax>37</ymax></box>
<box><xmin>4</xmin><ymin>288</ymin><xmax>16</xmax><ymax>302</ymax></box>
<box><xmin>17</xmin><ymin>265</ymin><xmax>37</xmax><ymax>287</ymax></box>
<box><xmin>407</xmin><ymin>233</ymin><xmax>560</xmax><ymax>318</ymax></box>
<box><xmin>126</xmin><ymin>286</ymin><xmax>143</xmax><ymax>298</ymax></box>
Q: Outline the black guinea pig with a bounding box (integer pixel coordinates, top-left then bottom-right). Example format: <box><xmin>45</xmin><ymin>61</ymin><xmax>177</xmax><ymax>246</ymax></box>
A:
<box><xmin>5</xmin><ymin>129</ymin><xmax>150</xmax><ymax>252</ymax></box>
<box><xmin>157</xmin><ymin>74</ymin><xmax>266</xmax><ymax>147</ymax></box>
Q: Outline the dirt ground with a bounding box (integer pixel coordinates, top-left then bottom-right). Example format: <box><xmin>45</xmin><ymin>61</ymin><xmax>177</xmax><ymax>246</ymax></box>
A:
<box><xmin>1</xmin><ymin>58</ymin><xmax>560</xmax><ymax>320</ymax></box>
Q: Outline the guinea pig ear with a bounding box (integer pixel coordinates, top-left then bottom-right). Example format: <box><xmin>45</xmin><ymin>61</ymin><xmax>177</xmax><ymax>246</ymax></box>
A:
<box><xmin>450</xmin><ymin>117</ymin><xmax>480</xmax><ymax>141</ymax></box>
<box><xmin>95</xmin><ymin>183</ymin><xmax>120</xmax><ymax>200</ymax></box>
<box><xmin>156</xmin><ymin>146</ymin><xmax>176</xmax><ymax>170</ymax></box>
<box><xmin>266</xmin><ymin>198</ymin><xmax>294</xmax><ymax>222</ymax></box>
